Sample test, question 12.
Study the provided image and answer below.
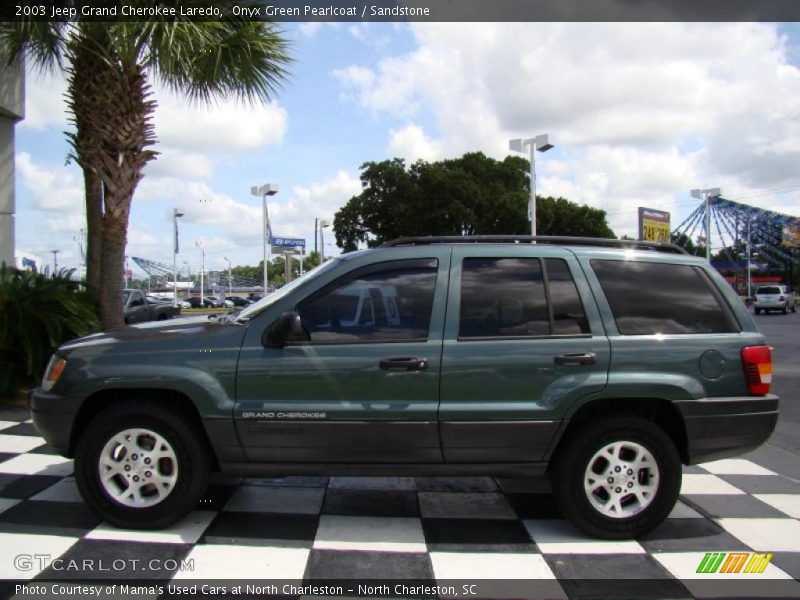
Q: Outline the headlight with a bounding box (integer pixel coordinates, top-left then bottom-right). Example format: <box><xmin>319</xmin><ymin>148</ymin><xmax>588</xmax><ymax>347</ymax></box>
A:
<box><xmin>42</xmin><ymin>355</ymin><xmax>67</xmax><ymax>392</ymax></box>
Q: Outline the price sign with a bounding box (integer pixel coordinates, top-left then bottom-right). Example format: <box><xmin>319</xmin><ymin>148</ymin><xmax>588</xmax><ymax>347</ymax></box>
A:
<box><xmin>638</xmin><ymin>208</ymin><xmax>671</xmax><ymax>243</ymax></box>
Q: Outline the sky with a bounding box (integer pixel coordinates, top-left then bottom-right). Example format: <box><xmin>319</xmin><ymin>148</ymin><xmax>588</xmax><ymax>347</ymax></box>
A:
<box><xmin>13</xmin><ymin>21</ymin><xmax>800</xmax><ymax>276</ymax></box>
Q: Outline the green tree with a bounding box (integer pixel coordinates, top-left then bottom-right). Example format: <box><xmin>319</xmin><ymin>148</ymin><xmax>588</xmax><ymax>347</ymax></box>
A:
<box><xmin>671</xmin><ymin>232</ymin><xmax>706</xmax><ymax>257</ymax></box>
<box><xmin>1</xmin><ymin>4</ymin><xmax>290</xmax><ymax>329</ymax></box>
<box><xmin>334</xmin><ymin>153</ymin><xmax>614</xmax><ymax>250</ymax></box>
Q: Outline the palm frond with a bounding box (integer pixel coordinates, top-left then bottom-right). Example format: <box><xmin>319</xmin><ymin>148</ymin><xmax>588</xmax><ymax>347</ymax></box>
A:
<box><xmin>0</xmin><ymin>20</ymin><xmax>68</xmax><ymax>72</ymax></box>
<box><xmin>133</xmin><ymin>3</ymin><xmax>291</xmax><ymax>105</ymax></box>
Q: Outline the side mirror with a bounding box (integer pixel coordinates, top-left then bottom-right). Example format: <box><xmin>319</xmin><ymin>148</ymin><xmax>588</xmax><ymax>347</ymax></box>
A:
<box><xmin>262</xmin><ymin>311</ymin><xmax>309</xmax><ymax>348</ymax></box>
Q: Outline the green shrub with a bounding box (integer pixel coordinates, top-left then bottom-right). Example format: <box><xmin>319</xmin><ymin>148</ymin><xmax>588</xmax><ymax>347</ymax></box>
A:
<box><xmin>0</xmin><ymin>265</ymin><xmax>99</xmax><ymax>396</ymax></box>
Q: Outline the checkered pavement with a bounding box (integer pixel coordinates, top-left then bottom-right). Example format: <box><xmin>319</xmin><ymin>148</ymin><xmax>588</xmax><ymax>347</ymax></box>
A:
<box><xmin>0</xmin><ymin>406</ymin><xmax>799</xmax><ymax>599</ymax></box>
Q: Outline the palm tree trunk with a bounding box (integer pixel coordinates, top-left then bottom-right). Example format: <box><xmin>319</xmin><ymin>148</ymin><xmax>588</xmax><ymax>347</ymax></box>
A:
<box><xmin>83</xmin><ymin>167</ymin><xmax>103</xmax><ymax>297</ymax></box>
<box><xmin>98</xmin><ymin>211</ymin><xmax>126</xmax><ymax>330</ymax></box>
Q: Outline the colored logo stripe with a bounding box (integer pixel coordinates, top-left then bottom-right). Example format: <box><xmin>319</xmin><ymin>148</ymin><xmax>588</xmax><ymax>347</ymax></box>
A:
<box><xmin>696</xmin><ymin>552</ymin><xmax>773</xmax><ymax>574</ymax></box>
<box><xmin>744</xmin><ymin>553</ymin><xmax>773</xmax><ymax>574</ymax></box>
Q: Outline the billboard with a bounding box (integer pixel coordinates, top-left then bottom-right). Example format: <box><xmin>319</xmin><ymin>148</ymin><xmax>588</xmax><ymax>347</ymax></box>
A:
<box><xmin>782</xmin><ymin>222</ymin><xmax>800</xmax><ymax>248</ymax></box>
<box><xmin>638</xmin><ymin>208</ymin><xmax>671</xmax><ymax>243</ymax></box>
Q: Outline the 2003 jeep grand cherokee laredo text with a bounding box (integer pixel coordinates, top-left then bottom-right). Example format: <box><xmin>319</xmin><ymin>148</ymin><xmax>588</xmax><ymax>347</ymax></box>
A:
<box><xmin>31</xmin><ymin>236</ymin><xmax>778</xmax><ymax>539</ymax></box>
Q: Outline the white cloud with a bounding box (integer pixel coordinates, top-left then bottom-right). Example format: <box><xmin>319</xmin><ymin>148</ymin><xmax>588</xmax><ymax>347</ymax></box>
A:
<box><xmin>16</xmin><ymin>153</ymin><xmax>83</xmax><ymax>212</ymax></box>
<box><xmin>152</xmin><ymin>89</ymin><xmax>287</xmax><ymax>153</ymax></box>
<box><xmin>334</xmin><ymin>22</ymin><xmax>800</xmax><ymax>223</ymax></box>
<box><xmin>272</xmin><ymin>170</ymin><xmax>363</xmax><ymax>237</ymax></box>
<box><xmin>19</xmin><ymin>71</ymin><xmax>69</xmax><ymax>130</ymax></box>
<box><xmin>143</xmin><ymin>149</ymin><xmax>214</xmax><ymax>179</ymax></box>
<box><xmin>387</xmin><ymin>124</ymin><xmax>442</xmax><ymax>161</ymax></box>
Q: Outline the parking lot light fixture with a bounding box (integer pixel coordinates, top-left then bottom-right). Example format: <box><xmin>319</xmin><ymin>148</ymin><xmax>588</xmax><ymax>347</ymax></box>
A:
<box><xmin>319</xmin><ymin>219</ymin><xmax>331</xmax><ymax>262</ymax></box>
<box><xmin>509</xmin><ymin>134</ymin><xmax>554</xmax><ymax>237</ymax></box>
<box><xmin>172</xmin><ymin>209</ymin><xmax>184</xmax><ymax>307</ymax></box>
<box><xmin>251</xmin><ymin>183</ymin><xmax>278</xmax><ymax>293</ymax></box>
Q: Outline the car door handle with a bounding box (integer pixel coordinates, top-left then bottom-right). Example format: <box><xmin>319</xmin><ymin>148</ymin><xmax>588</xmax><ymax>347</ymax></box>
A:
<box><xmin>379</xmin><ymin>357</ymin><xmax>428</xmax><ymax>371</ymax></box>
<box><xmin>554</xmin><ymin>352</ymin><xmax>597</xmax><ymax>366</ymax></box>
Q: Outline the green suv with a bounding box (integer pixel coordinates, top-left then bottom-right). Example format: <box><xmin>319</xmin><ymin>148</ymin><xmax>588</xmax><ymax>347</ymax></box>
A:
<box><xmin>31</xmin><ymin>236</ymin><xmax>778</xmax><ymax>539</ymax></box>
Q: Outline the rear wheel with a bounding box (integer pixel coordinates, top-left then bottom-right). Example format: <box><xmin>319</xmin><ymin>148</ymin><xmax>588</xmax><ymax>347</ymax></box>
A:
<box><xmin>754</xmin><ymin>308</ymin><xmax>761</xmax><ymax>315</ymax></box>
<box><xmin>551</xmin><ymin>416</ymin><xmax>681</xmax><ymax>539</ymax></box>
<box><xmin>75</xmin><ymin>401</ymin><xmax>212</xmax><ymax>529</ymax></box>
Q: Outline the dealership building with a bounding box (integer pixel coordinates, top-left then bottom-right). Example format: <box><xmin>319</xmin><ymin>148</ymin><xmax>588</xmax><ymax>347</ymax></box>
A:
<box><xmin>0</xmin><ymin>52</ymin><xmax>24</xmax><ymax>268</ymax></box>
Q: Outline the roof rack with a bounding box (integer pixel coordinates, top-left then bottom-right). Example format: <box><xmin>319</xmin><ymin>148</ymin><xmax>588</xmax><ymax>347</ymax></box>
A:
<box><xmin>379</xmin><ymin>235</ymin><xmax>688</xmax><ymax>255</ymax></box>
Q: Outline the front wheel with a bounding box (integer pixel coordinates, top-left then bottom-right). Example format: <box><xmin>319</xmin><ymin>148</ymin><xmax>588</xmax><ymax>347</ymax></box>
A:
<box><xmin>75</xmin><ymin>401</ymin><xmax>212</xmax><ymax>529</ymax></box>
<box><xmin>550</xmin><ymin>416</ymin><xmax>681</xmax><ymax>539</ymax></box>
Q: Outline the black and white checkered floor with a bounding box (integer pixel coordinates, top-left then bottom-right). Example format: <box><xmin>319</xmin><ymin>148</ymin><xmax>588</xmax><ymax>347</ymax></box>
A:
<box><xmin>0</xmin><ymin>407</ymin><xmax>799</xmax><ymax>599</ymax></box>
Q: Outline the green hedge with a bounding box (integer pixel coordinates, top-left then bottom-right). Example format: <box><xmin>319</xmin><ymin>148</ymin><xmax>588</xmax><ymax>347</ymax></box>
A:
<box><xmin>0</xmin><ymin>265</ymin><xmax>99</xmax><ymax>396</ymax></box>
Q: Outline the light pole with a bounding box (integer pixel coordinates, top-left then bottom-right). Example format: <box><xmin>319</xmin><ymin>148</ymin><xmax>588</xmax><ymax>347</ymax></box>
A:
<box><xmin>319</xmin><ymin>219</ymin><xmax>331</xmax><ymax>262</ymax></box>
<box><xmin>509</xmin><ymin>134</ymin><xmax>554</xmax><ymax>237</ymax></box>
<box><xmin>223</xmin><ymin>256</ymin><xmax>232</xmax><ymax>294</ymax></box>
<box><xmin>690</xmin><ymin>188</ymin><xmax>721</xmax><ymax>262</ymax></box>
<box><xmin>251</xmin><ymin>183</ymin><xmax>279</xmax><ymax>294</ymax></box>
<box><xmin>172</xmin><ymin>208</ymin><xmax>184</xmax><ymax>307</ymax></box>
<box><xmin>73</xmin><ymin>228</ymin><xmax>85</xmax><ymax>274</ymax></box>
<box><xmin>50</xmin><ymin>249</ymin><xmax>59</xmax><ymax>272</ymax></box>
<box><xmin>196</xmin><ymin>241</ymin><xmax>205</xmax><ymax>306</ymax></box>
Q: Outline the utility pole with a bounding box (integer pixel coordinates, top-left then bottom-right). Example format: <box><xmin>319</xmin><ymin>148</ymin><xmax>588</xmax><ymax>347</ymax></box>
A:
<box><xmin>224</xmin><ymin>257</ymin><xmax>232</xmax><ymax>294</ymax></box>
<box><xmin>50</xmin><ymin>249</ymin><xmax>59</xmax><ymax>272</ymax></box>
<box><xmin>196</xmin><ymin>242</ymin><xmax>205</xmax><ymax>306</ymax></box>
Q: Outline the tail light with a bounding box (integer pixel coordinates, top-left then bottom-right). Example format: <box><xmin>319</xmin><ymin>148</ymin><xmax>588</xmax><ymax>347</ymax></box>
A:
<box><xmin>741</xmin><ymin>346</ymin><xmax>772</xmax><ymax>396</ymax></box>
<box><xmin>779</xmin><ymin>296</ymin><xmax>786</xmax><ymax>301</ymax></box>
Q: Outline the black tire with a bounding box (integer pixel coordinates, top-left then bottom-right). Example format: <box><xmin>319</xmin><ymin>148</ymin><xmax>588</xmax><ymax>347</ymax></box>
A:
<box><xmin>550</xmin><ymin>416</ymin><xmax>681</xmax><ymax>539</ymax></box>
<box><xmin>754</xmin><ymin>308</ymin><xmax>761</xmax><ymax>315</ymax></box>
<box><xmin>74</xmin><ymin>400</ymin><xmax>212</xmax><ymax>529</ymax></box>
<box><xmin>157</xmin><ymin>313</ymin><xmax>168</xmax><ymax>321</ymax></box>
<box><xmin>782</xmin><ymin>306</ymin><xmax>788</xmax><ymax>314</ymax></box>
<box><xmin>793</xmin><ymin>304</ymin><xmax>797</xmax><ymax>313</ymax></box>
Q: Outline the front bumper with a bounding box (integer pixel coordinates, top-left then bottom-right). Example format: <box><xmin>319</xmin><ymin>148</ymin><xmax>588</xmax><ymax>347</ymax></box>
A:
<box><xmin>674</xmin><ymin>394</ymin><xmax>779</xmax><ymax>464</ymax></box>
<box><xmin>30</xmin><ymin>388</ymin><xmax>83</xmax><ymax>457</ymax></box>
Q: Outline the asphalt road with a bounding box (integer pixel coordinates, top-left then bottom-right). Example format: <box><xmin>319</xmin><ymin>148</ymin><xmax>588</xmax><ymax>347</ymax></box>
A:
<box><xmin>747</xmin><ymin>309</ymin><xmax>800</xmax><ymax>479</ymax></box>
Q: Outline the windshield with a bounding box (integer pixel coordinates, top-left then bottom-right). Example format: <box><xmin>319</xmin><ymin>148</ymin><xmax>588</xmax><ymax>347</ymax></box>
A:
<box><xmin>122</xmin><ymin>291</ymin><xmax>130</xmax><ymax>304</ymax></box>
<box><xmin>235</xmin><ymin>259</ymin><xmax>342</xmax><ymax>322</ymax></box>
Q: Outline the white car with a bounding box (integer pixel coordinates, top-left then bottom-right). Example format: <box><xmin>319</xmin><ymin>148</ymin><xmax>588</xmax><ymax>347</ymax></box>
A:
<box><xmin>754</xmin><ymin>285</ymin><xmax>797</xmax><ymax>314</ymax></box>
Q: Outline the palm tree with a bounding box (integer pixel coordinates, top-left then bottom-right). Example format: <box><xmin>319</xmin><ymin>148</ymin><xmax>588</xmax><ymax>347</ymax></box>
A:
<box><xmin>1</xmin><ymin>4</ymin><xmax>290</xmax><ymax>329</ymax></box>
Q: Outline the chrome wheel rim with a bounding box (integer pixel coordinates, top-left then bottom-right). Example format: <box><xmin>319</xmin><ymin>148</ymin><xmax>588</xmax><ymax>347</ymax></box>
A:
<box><xmin>583</xmin><ymin>441</ymin><xmax>660</xmax><ymax>519</ymax></box>
<box><xmin>98</xmin><ymin>428</ymin><xmax>178</xmax><ymax>508</ymax></box>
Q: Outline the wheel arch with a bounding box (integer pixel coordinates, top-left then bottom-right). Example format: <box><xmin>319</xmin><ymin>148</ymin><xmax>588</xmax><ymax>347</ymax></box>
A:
<box><xmin>548</xmin><ymin>397</ymin><xmax>689</xmax><ymax>467</ymax></box>
<box><xmin>69</xmin><ymin>388</ymin><xmax>219</xmax><ymax>468</ymax></box>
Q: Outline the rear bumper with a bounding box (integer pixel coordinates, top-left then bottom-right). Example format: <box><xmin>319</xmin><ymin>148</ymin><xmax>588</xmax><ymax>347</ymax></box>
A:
<box><xmin>30</xmin><ymin>388</ymin><xmax>83</xmax><ymax>457</ymax></box>
<box><xmin>674</xmin><ymin>395</ymin><xmax>778</xmax><ymax>464</ymax></box>
<box><xmin>754</xmin><ymin>301</ymin><xmax>789</xmax><ymax>309</ymax></box>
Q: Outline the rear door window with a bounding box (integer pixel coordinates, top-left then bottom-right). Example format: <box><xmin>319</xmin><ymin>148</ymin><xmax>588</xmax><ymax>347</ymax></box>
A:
<box><xmin>590</xmin><ymin>260</ymin><xmax>738</xmax><ymax>335</ymax></box>
<box><xmin>459</xmin><ymin>257</ymin><xmax>589</xmax><ymax>338</ymax></box>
